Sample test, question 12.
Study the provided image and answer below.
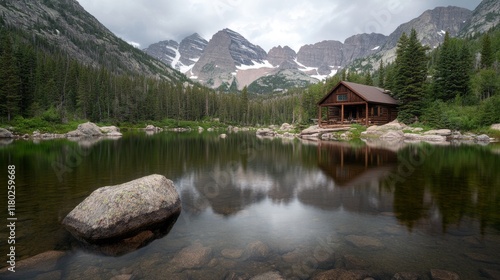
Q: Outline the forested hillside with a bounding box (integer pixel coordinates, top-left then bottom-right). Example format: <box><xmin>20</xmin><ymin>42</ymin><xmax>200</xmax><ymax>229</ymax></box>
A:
<box><xmin>300</xmin><ymin>26</ymin><xmax>500</xmax><ymax>131</ymax></box>
<box><xmin>0</xmin><ymin>22</ymin><xmax>301</xmax><ymax>126</ymax></box>
<box><xmin>0</xmin><ymin>4</ymin><xmax>499</xmax><ymax>131</ymax></box>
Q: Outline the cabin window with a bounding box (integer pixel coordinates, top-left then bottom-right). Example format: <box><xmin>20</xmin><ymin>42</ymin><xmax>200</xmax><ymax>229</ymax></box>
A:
<box><xmin>372</xmin><ymin>106</ymin><xmax>380</xmax><ymax>116</ymax></box>
<box><xmin>337</xmin><ymin>94</ymin><xmax>347</xmax><ymax>101</ymax></box>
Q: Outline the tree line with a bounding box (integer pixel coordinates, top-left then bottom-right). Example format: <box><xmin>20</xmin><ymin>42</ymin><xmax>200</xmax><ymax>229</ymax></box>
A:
<box><xmin>1</xmin><ymin>22</ymin><xmax>499</xmax><ymax>130</ymax></box>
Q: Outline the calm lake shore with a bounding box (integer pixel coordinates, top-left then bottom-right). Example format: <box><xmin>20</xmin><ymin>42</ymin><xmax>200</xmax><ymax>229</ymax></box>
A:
<box><xmin>0</xmin><ymin>120</ymin><xmax>499</xmax><ymax>146</ymax></box>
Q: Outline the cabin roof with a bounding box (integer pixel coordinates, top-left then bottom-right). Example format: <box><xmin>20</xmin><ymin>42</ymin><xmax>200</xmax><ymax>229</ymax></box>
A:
<box><xmin>318</xmin><ymin>81</ymin><xmax>398</xmax><ymax>105</ymax></box>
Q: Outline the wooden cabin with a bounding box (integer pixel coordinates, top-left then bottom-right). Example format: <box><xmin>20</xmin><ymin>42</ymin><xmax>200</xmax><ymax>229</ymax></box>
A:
<box><xmin>317</xmin><ymin>81</ymin><xmax>398</xmax><ymax>127</ymax></box>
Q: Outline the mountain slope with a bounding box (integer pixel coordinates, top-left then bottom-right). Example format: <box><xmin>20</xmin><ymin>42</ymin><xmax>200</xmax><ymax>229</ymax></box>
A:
<box><xmin>460</xmin><ymin>0</ymin><xmax>500</xmax><ymax>37</ymax></box>
<box><xmin>141</xmin><ymin>5</ymin><xmax>480</xmax><ymax>92</ymax></box>
<box><xmin>0</xmin><ymin>0</ymin><xmax>188</xmax><ymax>83</ymax></box>
<box><xmin>143</xmin><ymin>33</ymin><xmax>208</xmax><ymax>75</ymax></box>
<box><xmin>348</xmin><ymin>6</ymin><xmax>475</xmax><ymax>72</ymax></box>
<box><xmin>382</xmin><ymin>6</ymin><xmax>472</xmax><ymax>51</ymax></box>
<box><xmin>190</xmin><ymin>28</ymin><xmax>270</xmax><ymax>89</ymax></box>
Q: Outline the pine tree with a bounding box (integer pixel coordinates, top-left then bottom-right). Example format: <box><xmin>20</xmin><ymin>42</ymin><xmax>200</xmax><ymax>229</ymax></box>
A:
<box><xmin>480</xmin><ymin>33</ymin><xmax>493</xmax><ymax>69</ymax></box>
<box><xmin>393</xmin><ymin>29</ymin><xmax>429</xmax><ymax>123</ymax></box>
<box><xmin>241</xmin><ymin>85</ymin><xmax>248</xmax><ymax>124</ymax></box>
<box><xmin>365</xmin><ymin>72</ymin><xmax>373</xmax><ymax>86</ymax></box>
<box><xmin>457</xmin><ymin>42</ymin><xmax>473</xmax><ymax>101</ymax></box>
<box><xmin>378</xmin><ymin>60</ymin><xmax>385</xmax><ymax>88</ymax></box>
<box><xmin>0</xmin><ymin>30</ymin><xmax>21</xmax><ymax>121</ymax></box>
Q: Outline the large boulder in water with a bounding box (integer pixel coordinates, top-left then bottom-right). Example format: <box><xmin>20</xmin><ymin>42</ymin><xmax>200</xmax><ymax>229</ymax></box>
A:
<box><xmin>62</xmin><ymin>174</ymin><xmax>181</xmax><ymax>242</ymax></box>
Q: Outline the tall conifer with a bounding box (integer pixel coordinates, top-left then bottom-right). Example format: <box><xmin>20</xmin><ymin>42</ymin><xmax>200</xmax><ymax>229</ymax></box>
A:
<box><xmin>394</xmin><ymin>29</ymin><xmax>429</xmax><ymax>123</ymax></box>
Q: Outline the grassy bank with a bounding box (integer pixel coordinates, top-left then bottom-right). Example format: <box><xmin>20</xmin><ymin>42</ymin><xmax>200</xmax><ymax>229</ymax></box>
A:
<box><xmin>1</xmin><ymin>117</ymin><xmax>235</xmax><ymax>135</ymax></box>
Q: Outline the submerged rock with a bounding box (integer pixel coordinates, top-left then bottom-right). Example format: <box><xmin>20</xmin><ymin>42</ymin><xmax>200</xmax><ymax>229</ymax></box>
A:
<box><xmin>244</xmin><ymin>240</ymin><xmax>270</xmax><ymax>260</ymax></box>
<box><xmin>392</xmin><ymin>272</ymin><xmax>421</xmax><ymax>280</ymax></box>
<box><xmin>345</xmin><ymin>235</ymin><xmax>385</xmax><ymax>250</ymax></box>
<box><xmin>170</xmin><ymin>241</ymin><xmax>212</xmax><ymax>269</ymax></box>
<box><xmin>312</xmin><ymin>269</ymin><xmax>371</xmax><ymax>280</ymax></box>
<box><xmin>250</xmin><ymin>271</ymin><xmax>285</xmax><ymax>280</ymax></box>
<box><xmin>62</xmin><ymin>174</ymin><xmax>181</xmax><ymax>242</ymax></box>
<box><xmin>430</xmin><ymin>269</ymin><xmax>459</xmax><ymax>280</ymax></box>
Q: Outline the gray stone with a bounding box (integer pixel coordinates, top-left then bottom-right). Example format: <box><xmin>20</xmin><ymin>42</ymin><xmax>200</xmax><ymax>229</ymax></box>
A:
<box><xmin>403</xmin><ymin>133</ymin><xmax>447</xmax><ymax>142</ymax></box>
<box><xmin>392</xmin><ymin>272</ymin><xmax>421</xmax><ymax>280</ymax></box>
<box><xmin>476</xmin><ymin>134</ymin><xmax>491</xmax><ymax>142</ymax></box>
<box><xmin>62</xmin><ymin>174</ymin><xmax>181</xmax><ymax>241</ymax></box>
<box><xmin>424</xmin><ymin>129</ymin><xmax>452</xmax><ymax>136</ymax></box>
<box><xmin>170</xmin><ymin>241</ymin><xmax>212</xmax><ymax>269</ymax></box>
<box><xmin>100</xmin><ymin>126</ymin><xmax>122</xmax><ymax>136</ymax></box>
<box><xmin>344</xmin><ymin>254</ymin><xmax>370</xmax><ymax>269</ymax></box>
<box><xmin>345</xmin><ymin>235</ymin><xmax>385</xmax><ymax>250</ymax></box>
<box><xmin>244</xmin><ymin>240</ymin><xmax>270</xmax><ymax>260</ymax></box>
<box><xmin>380</xmin><ymin>130</ymin><xmax>404</xmax><ymax>140</ymax></box>
<box><xmin>0</xmin><ymin>128</ymin><xmax>13</xmax><ymax>138</ymax></box>
<box><xmin>77</xmin><ymin>122</ymin><xmax>103</xmax><ymax>136</ymax></box>
<box><xmin>430</xmin><ymin>269</ymin><xmax>459</xmax><ymax>280</ymax></box>
<box><xmin>0</xmin><ymin>251</ymin><xmax>65</xmax><ymax>273</ymax></box>
<box><xmin>35</xmin><ymin>270</ymin><xmax>62</xmax><ymax>280</ymax></box>
<box><xmin>490</xmin><ymin>124</ymin><xmax>500</xmax><ymax>131</ymax></box>
<box><xmin>67</xmin><ymin>122</ymin><xmax>103</xmax><ymax>137</ymax></box>
<box><xmin>110</xmin><ymin>275</ymin><xmax>132</xmax><ymax>280</ymax></box>
<box><xmin>280</xmin><ymin>123</ymin><xmax>294</xmax><ymax>131</ymax></box>
<box><xmin>221</xmin><ymin>248</ymin><xmax>244</xmax><ymax>259</ymax></box>
<box><xmin>312</xmin><ymin>269</ymin><xmax>371</xmax><ymax>280</ymax></box>
<box><xmin>256</xmin><ymin>128</ymin><xmax>276</xmax><ymax>137</ymax></box>
<box><xmin>145</xmin><ymin>124</ymin><xmax>156</xmax><ymax>131</ymax></box>
<box><xmin>250</xmin><ymin>271</ymin><xmax>285</xmax><ymax>280</ymax></box>
<box><xmin>219</xmin><ymin>134</ymin><xmax>227</xmax><ymax>139</ymax></box>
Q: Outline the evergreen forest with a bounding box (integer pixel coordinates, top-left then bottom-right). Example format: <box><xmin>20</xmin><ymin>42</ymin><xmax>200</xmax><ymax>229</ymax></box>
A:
<box><xmin>1</xmin><ymin>19</ymin><xmax>500</xmax><ymax>132</ymax></box>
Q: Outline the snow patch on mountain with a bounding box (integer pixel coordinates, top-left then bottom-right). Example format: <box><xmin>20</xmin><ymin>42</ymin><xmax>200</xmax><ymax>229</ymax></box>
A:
<box><xmin>237</xmin><ymin>60</ymin><xmax>275</xmax><ymax>70</ymax></box>
<box><xmin>167</xmin><ymin>46</ymin><xmax>181</xmax><ymax>68</ymax></box>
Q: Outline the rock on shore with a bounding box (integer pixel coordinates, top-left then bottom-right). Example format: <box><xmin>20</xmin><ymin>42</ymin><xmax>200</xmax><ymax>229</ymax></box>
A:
<box><xmin>67</xmin><ymin>122</ymin><xmax>122</xmax><ymax>137</ymax></box>
<box><xmin>62</xmin><ymin>174</ymin><xmax>181</xmax><ymax>242</ymax></box>
<box><xmin>0</xmin><ymin>128</ymin><xmax>13</xmax><ymax>138</ymax></box>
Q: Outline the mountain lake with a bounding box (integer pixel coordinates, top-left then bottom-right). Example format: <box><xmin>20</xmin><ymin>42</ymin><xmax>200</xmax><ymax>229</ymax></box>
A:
<box><xmin>0</xmin><ymin>131</ymin><xmax>499</xmax><ymax>279</ymax></box>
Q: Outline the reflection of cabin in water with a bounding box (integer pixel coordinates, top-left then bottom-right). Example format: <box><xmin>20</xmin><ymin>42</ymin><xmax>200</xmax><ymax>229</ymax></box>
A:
<box><xmin>318</xmin><ymin>142</ymin><xmax>398</xmax><ymax>187</ymax></box>
<box><xmin>317</xmin><ymin>81</ymin><xmax>398</xmax><ymax>127</ymax></box>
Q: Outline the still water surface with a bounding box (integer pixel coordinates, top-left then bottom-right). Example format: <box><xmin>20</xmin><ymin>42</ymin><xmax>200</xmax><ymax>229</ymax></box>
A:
<box><xmin>1</xmin><ymin>132</ymin><xmax>499</xmax><ymax>279</ymax></box>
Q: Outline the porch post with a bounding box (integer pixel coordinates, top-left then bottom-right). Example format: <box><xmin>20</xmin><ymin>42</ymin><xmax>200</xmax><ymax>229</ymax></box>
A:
<box><xmin>341</xmin><ymin>104</ymin><xmax>344</xmax><ymax>124</ymax></box>
<box><xmin>318</xmin><ymin>106</ymin><xmax>322</xmax><ymax>127</ymax></box>
<box><xmin>365</xmin><ymin>102</ymin><xmax>369</xmax><ymax>126</ymax></box>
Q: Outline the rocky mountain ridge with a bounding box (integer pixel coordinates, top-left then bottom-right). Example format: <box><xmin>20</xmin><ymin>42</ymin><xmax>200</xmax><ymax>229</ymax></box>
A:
<box><xmin>144</xmin><ymin>4</ymin><xmax>485</xmax><ymax>92</ymax></box>
<box><xmin>0</xmin><ymin>0</ymin><xmax>188</xmax><ymax>84</ymax></box>
<box><xmin>460</xmin><ymin>0</ymin><xmax>500</xmax><ymax>37</ymax></box>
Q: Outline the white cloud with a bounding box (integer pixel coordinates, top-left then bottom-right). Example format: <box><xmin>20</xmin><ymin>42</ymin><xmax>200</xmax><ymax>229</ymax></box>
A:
<box><xmin>77</xmin><ymin>0</ymin><xmax>481</xmax><ymax>52</ymax></box>
<box><xmin>127</xmin><ymin>41</ymin><xmax>141</xmax><ymax>48</ymax></box>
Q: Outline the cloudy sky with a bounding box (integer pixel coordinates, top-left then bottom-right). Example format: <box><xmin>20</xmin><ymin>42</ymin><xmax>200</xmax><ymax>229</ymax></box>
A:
<box><xmin>77</xmin><ymin>0</ymin><xmax>481</xmax><ymax>52</ymax></box>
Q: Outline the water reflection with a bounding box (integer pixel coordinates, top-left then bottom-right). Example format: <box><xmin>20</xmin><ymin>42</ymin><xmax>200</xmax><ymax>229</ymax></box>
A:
<box><xmin>174</xmin><ymin>138</ymin><xmax>500</xmax><ymax>237</ymax></box>
<box><xmin>1</xmin><ymin>133</ymin><xmax>499</xmax><ymax>279</ymax></box>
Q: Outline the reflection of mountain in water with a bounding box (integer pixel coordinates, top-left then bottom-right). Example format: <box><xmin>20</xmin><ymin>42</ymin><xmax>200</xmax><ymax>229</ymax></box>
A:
<box><xmin>173</xmin><ymin>136</ymin><xmax>500</xmax><ymax>234</ymax></box>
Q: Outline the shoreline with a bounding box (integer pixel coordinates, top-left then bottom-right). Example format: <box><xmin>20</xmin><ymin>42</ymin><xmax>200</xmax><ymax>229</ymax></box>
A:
<box><xmin>1</xmin><ymin>121</ymin><xmax>499</xmax><ymax>147</ymax></box>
